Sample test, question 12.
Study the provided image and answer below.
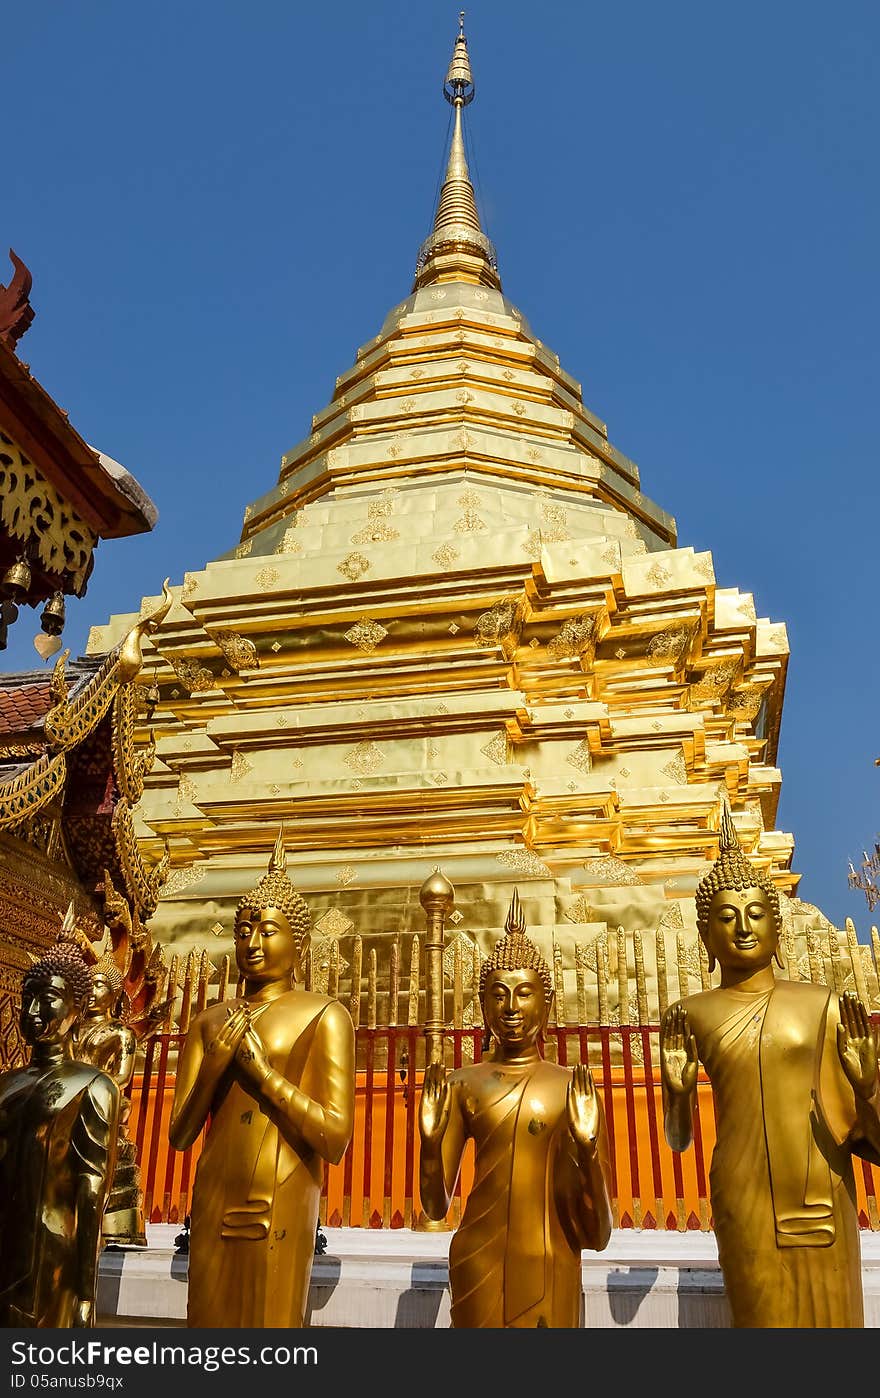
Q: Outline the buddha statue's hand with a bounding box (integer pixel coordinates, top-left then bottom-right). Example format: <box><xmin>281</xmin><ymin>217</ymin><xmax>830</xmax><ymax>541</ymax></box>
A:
<box><xmin>73</xmin><ymin>1300</ymin><xmax>92</xmax><ymax>1328</ymax></box>
<box><xmin>837</xmin><ymin>992</ymin><xmax>879</xmax><ymax>1101</ymax></box>
<box><xmin>419</xmin><ymin>1062</ymin><xmax>451</xmax><ymax>1145</ymax></box>
<box><xmin>235</xmin><ymin>1021</ymin><xmax>273</xmax><ymax>1088</ymax></box>
<box><xmin>567</xmin><ymin>1062</ymin><xmax>601</xmax><ymax>1155</ymax></box>
<box><xmin>204</xmin><ymin>1003</ymin><xmax>250</xmax><ymax>1072</ymax></box>
<box><xmin>660</xmin><ymin>1003</ymin><xmax>698</xmax><ymax>1097</ymax></box>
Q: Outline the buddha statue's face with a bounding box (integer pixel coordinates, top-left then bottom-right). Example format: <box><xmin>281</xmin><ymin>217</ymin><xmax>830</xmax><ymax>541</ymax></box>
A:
<box><xmin>234</xmin><ymin>904</ymin><xmax>301</xmax><ymax>985</ymax></box>
<box><xmin>21</xmin><ymin>974</ymin><xmax>80</xmax><ymax>1047</ymax></box>
<box><xmin>88</xmin><ymin>972</ymin><xmax>117</xmax><ymax>1015</ymax></box>
<box><xmin>704</xmin><ymin>885</ymin><xmax>778</xmax><ymax>972</ymax></box>
<box><xmin>482</xmin><ymin>967</ymin><xmax>548</xmax><ymax>1050</ymax></box>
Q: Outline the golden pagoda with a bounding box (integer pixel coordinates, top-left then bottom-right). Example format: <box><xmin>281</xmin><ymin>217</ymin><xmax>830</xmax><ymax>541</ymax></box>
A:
<box><xmin>89</xmin><ymin>20</ymin><xmax>875</xmax><ymax>1033</ymax></box>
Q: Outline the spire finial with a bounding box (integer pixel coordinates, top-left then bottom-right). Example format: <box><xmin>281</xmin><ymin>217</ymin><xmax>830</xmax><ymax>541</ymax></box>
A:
<box><xmin>269</xmin><ymin>822</ymin><xmax>287</xmax><ymax>875</ymax></box>
<box><xmin>413</xmin><ymin>18</ymin><xmax>500</xmax><ymax>291</ymax></box>
<box><xmin>504</xmin><ymin>888</ymin><xmax>526</xmax><ymax>937</ymax></box>
<box><xmin>444</xmin><ymin>14</ymin><xmax>475</xmax><ymax>106</ymax></box>
<box><xmin>718</xmin><ymin>797</ymin><xmax>740</xmax><ymax>855</ymax></box>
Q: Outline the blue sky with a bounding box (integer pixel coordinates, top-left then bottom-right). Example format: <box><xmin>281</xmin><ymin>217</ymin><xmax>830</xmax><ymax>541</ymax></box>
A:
<box><xmin>3</xmin><ymin>1</ymin><xmax>878</xmax><ymax>926</ymax></box>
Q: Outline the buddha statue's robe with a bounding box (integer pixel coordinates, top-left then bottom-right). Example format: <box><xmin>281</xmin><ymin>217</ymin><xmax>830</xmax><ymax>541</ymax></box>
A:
<box><xmin>0</xmin><ymin>1060</ymin><xmax>119</xmax><ymax>1327</ymax></box>
<box><xmin>441</xmin><ymin>1058</ymin><xmax>611</xmax><ymax>1328</ymax></box>
<box><xmin>681</xmin><ymin>979</ymin><xmax>880</xmax><ymax>1327</ymax></box>
<box><xmin>180</xmin><ymin>992</ymin><xmax>354</xmax><ymax>1328</ymax></box>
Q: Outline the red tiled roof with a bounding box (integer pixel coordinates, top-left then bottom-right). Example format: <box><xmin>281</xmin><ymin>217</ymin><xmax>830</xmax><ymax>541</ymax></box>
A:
<box><xmin>0</xmin><ymin>680</ymin><xmax>53</xmax><ymax>736</ymax></box>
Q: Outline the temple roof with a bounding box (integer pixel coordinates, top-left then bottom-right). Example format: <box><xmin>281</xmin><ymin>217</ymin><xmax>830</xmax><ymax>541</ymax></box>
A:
<box><xmin>0</xmin><ymin>678</ymin><xmax>53</xmax><ymax>738</ymax></box>
<box><xmin>0</xmin><ymin>659</ymin><xmax>100</xmax><ymax>747</ymax></box>
<box><xmin>0</xmin><ymin>602</ymin><xmax>171</xmax><ymax>929</ymax></box>
<box><xmin>0</xmin><ymin>249</ymin><xmax>157</xmax><ymax>624</ymax></box>
<box><xmin>0</xmin><ymin>333</ymin><xmax>158</xmax><ymax>542</ymax></box>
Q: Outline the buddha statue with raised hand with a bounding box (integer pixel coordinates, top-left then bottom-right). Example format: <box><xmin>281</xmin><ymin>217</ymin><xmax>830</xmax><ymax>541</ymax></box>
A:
<box><xmin>0</xmin><ymin>939</ymin><xmax>120</xmax><ymax>1327</ymax></box>
<box><xmin>77</xmin><ymin>957</ymin><xmax>144</xmax><ymax>1246</ymax></box>
<box><xmin>169</xmin><ymin>828</ymin><xmax>355</xmax><ymax>1327</ymax></box>
<box><xmin>660</xmin><ymin>803</ymin><xmax>880</xmax><ymax>1327</ymax></box>
<box><xmin>419</xmin><ymin>890</ymin><xmax>612</xmax><ymax>1327</ymax></box>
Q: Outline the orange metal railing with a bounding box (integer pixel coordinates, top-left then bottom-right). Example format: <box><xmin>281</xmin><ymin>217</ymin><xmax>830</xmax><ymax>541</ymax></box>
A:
<box><xmin>130</xmin><ymin>1023</ymin><xmax>880</xmax><ymax>1232</ymax></box>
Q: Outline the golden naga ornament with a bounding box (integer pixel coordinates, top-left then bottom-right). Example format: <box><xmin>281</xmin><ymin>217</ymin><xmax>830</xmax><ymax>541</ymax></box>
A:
<box><xmin>660</xmin><ymin>804</ymin><xmax>880</xmax><ymax>1327</ymax></box>
<box><xmin>169</xmin><ymin>827</ymin><xmax>356</xmax><ymax>1327</ymax></box>
<box><xmin>0</xmin><ymin>936</ymin><xmax>120</xmax><ymax>1327</ymax></box>
<box><xmin>418</xmin><ymin>890</ymin><xmax>613</xmax><ymax>1327</ymax></box>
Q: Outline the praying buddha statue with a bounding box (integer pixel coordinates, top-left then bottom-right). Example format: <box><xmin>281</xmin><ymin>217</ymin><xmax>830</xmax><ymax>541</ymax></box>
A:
<box><xmin>660</xmin><ymin>804</ymin><xmax>880</xmax><ymax>1327</ymax></box>
<box><xmin>418</xmin><ymin>890</ymin><xmax>613</xmax><ymax>1327</ymax></box>
<box><xmin>77</xmin><ymin>957</ymin><xmax>146</xmax><ymax>1246</ymax></box>
<box><xmin>169</xmin><ymin>828</ymin><xmax>355</xmax><ymax>1327</ymax></box>
<box><xmin>0</xmin><ymin>940</ymin><xmax>120</xmax><ymax>1327</ymax></box>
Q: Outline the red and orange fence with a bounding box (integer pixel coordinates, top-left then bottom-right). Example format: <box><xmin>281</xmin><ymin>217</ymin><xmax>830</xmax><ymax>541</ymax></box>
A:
<box><xmin>130</xmin><ymin>1023</ymin><xmax>880</xmax><ymax>1233</ymax></box>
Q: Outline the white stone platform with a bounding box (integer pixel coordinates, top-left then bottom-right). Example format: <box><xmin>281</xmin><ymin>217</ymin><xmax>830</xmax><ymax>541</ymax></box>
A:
<box><xmin>96</xmin><ymin>1226</ymin><xmax>880</xmax><ymax>1328</ymax></box>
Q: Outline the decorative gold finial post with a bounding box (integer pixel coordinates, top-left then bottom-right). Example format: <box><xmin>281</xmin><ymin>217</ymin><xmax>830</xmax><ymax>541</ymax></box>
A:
<box><xmin>419</xmin><ymin>867</ymin><xmax>455</xmax><ymax>1066</ymax></box>
<box><xmin>445</xmin><ymin>14</ymin><xmax>474</xmax><ymax>103</ymax></box>
<box><xmin>414</xmin><ymin>16</ymin><xmax>500</xmax><ymax>290</ymax></box>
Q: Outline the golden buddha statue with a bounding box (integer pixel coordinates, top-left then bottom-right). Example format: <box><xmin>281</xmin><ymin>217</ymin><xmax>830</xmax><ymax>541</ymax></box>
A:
<box><xmin>169</xmin><ymin>828</ymin><xmax>356</xmax><ymax>1327</ymax></box>
<box><xmin>418</xmin><ymin>890</ymin><xmax>613</xmax><ymax>1328</ymax></box>
<box><xmin>0</xmin><ymin>940</ymin><xmax>120</xmax><ymax>1327</ymax></box>
<box><xmin>660</xmin><ymin>804</ymin><xmax>880</xmax><ymax>1327</ymax></box>
<box><xmin>77</xmin><ymin>956</ymin><xmax>146</xmax><ymax>1246</ymax></box>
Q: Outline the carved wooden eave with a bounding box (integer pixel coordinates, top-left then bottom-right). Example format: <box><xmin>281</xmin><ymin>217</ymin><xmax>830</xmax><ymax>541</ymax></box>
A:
<box><xmin>0</xmin><ymin>336</ymin><xmax>157</xmax><ymax>543</ymax></box>
<box><xmin>44</xmin><ymin>643</ymin><xmax>141</xmax><ymax>753</ymax></box>
<box><xmin>0</xmin><ymin>250</ymin><xmax>34</xmax><ymax>348</ymax></box>
<box><xmin>0</xmin><ymin>639</ymin><xmax>139</xmax><ymax>832</ymax></box>
<box><xmin>0</xmin><ymin>749</ymin><xmax>67</xmax><ymax>832</ymax></box>
<box><xmin>112</xmin><ymin>682</ymin><xmax>157</xmax><ymax>806</ymax></box>
<box><xmin>0</xmin><ymin>587</ymin><xmax>173</xmax><ymax>918</ymax></box>
<box><xmin>62</xmin><ymin>704</ymin><xmax>167</xmax><ymax>923</ymax></box>
<box><xmin>0</xmin><ymin>257</ymin><xmax>158</xmax><ymax>611</ymax></box>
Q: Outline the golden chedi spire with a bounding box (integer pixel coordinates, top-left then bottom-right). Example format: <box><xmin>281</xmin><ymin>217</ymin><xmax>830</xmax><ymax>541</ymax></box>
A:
<box><xmin>414</xmin><ymin>14</ymin><xmax>501</xmax><ymax>292</ymax></box>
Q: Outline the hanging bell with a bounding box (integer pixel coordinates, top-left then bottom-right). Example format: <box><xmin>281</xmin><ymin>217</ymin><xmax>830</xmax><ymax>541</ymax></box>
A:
<box><xmin>40</xmin><ymin>591</ymin><xmax>66</xmax><ymax>636</ymax></box>
<box><xmin>1</xmin><ymin>557</ymin><xmax>32</xmax><ymax>602</ymax></box>
<box><xmin>144</xmin><ymin>680</ymin><xmax>161</xmax><ymax>720</ymax></box>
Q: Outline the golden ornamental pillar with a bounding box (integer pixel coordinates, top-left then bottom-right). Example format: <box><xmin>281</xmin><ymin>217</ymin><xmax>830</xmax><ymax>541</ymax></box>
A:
<box><xmin>419</xmin><ymin>868</ymin><xmax>455</xmax><ymax>1067</ymax></box>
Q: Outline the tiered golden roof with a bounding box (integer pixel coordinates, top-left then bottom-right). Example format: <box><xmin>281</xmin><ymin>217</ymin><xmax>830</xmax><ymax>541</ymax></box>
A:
<box><xmin>90</xmin><ymin>21</ymin><xmax>834</xmax><ymax>1017</ymax></box>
